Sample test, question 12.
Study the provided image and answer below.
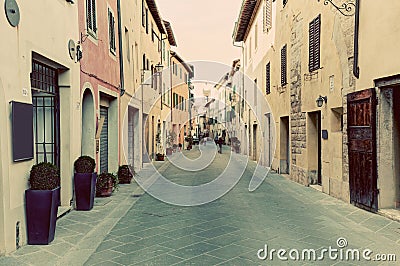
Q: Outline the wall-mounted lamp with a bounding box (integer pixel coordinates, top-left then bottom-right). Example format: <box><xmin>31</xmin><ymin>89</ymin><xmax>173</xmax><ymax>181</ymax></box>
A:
<box><xmin>154</xmin><ymin>63</ymin><xmax>163</xmax><ymax>74</ymax></box>
<box><xmin>316</xmin><ymin>95</ymin><xmax>327</xmax><ymax>107</ymax></box>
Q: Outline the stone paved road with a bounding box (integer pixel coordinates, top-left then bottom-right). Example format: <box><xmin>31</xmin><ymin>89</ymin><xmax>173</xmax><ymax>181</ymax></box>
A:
<box><xmin>84</xmin><ymin>144</ymin><xmax>400</xmax><ymax>265</ymax></box>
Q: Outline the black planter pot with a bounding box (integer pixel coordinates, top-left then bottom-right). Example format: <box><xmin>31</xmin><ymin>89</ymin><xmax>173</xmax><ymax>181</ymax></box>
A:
<box><xmin>25</xmin><ymin>187</ymin><xmax>60</xmax><ymax>245</ymax></box>
<box><xmin>74</xmin><ymin>172</ymin><xmax>97</xmax><ymax>211</ymax></box>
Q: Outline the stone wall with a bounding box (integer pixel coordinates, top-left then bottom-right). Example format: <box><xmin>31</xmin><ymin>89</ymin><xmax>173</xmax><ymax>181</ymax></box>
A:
<box><xmin>289</xmin><ymin>14</ymin><xmax>307</xmax><ymax>183</ymax></box>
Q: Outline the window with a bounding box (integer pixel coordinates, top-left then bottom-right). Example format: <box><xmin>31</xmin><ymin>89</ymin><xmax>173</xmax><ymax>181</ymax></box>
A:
<box><xmin>180</xmin><ymin>68</ymin><xmax>182</xmax><ymax>79</ymax></box>
<box><xmin>283</xmin><ymin>0</ymin><xmax>288</xmax><ymax>7</ymax></box>
<box><xmin>263</xmin><ymin>0</ymin><xmax>272</xmax><ymax>32</ymax></box>
<box><xmin>151</xmin><ymin>23</ymin><xmax>154</xmax><ymax>42</ymax></box>
<box><xmin>30</xmin><ymin>60</ymin><xmax>60</xmax><ymax>167</ymax></box>
<box><xmin>249</xmin><ymin>38</ymin><xmax>252</xmax><ymax>59</ymax></box>
<box><xmin>281</xmin><ymin>44</ymin><xmax>287</xmax><ymax>86</ymax></box>
<box><xmin>266</xmin><ymin>62</ymin><xmax>271</xmax><ymax>94</ymax></box>
<box><xmin>108</xmin><ymin>9</ymin><xmax>116</xmax><ymax>54</ymax></box>
<box><xmin>142</xmin><ymin>0</ymin><xmax>145</xmax><ymax>27</ymax></box>
<box><xmin>145</xmin><ymin>9</ymin><xmax>149</xmax><ymax>34</ymax></box>
<box><xmin>162</xmin><ymin>40</ymin><xmax>166</xmax><ymax>61</ymax></box>
<box><xmin>172</xmin><ymin>62</ymin><xmax>176</xmax><ymax>75</ymax></box>
<box><xmin>125</xmin><ymin>28</ymin><xmax>130</xmax><ymax>62</ymax></box>
<box><xmin>86</xmin><ymin>0</ymin><xmax>97</xmax><ymax>35</ymax></box>
<box><xmin>309</xmin><ymin>14</ymin><xmax>321</xmax><ymax>72</ymax></box>
<box><xmin>255</xmin><ymin>24</ymin><xmax>258</xmax><ymax>50</ymax></box>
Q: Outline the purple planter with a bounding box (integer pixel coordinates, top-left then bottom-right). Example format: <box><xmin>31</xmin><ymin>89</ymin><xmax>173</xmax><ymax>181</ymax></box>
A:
<box><xmin>25</xmin><ymin>187</ymin><xmax>60</xmax><ymax>245</ymax></box>
<box><xmin>74</xmin><ymin>172</ymin><xmax>97</xmax><ymax>211</ymax></box>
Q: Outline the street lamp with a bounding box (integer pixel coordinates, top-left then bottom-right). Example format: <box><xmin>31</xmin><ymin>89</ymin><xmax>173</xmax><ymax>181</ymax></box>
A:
<box><xmin>316</xmin><ymin>95</ymin><xmax>327</xmax><ymax>107</ymax></box>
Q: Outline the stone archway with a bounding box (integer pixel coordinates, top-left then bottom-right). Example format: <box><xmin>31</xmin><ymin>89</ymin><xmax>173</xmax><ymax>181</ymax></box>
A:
<box><xmin>81</xmin><ymin>89</ymin><xmax>95</xmax><ymax>157</ymax></box>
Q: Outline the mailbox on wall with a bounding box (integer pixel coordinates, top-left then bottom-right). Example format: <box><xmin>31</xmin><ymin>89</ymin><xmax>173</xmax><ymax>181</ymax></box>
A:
<box><xmin>11</xmin><ymin>101</ymin><xmax>34</xmax><ymax>162</ymax></box>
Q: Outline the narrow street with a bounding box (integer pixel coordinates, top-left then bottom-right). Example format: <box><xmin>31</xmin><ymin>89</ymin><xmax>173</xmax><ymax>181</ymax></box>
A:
<box><xmin>79</xmin><ymin>144</ymin><xmax>399</xmax><ymax>265</ymax></box>
<box><xmin>1</xmin><ymin>143</ymin><xmax>399</xmax><ymax>265</ymax></box>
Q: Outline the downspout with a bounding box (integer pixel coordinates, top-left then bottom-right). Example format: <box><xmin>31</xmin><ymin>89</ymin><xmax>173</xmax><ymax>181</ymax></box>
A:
<box><xmin>117</xmin><ymin>0</ymin><xmax>124</xmax><ymax>166</ymax></box>
<box><xmin>353</xmin><ymin>0</ymin><xmax>360</xmax><ymax>78</ymax></box>
<box><xmin>117</xmin><ymin>0</ymin><xmax>124</xmax><ymax>91</ymax></box>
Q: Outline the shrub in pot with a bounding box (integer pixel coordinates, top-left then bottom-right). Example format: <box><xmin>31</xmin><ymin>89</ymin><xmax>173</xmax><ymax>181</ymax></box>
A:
<box><xmin>96</xmin><ymin>172</ymin><xmax>118</xmax><ymax>197</ymax></box>
<box><xmin>155</xmin><ymin>153</ymin><xmax>165</xmax><ymax>161</ymax></box>
<box><xmin>74</xmin><ymin>156</ymin><xmax>97</xmax><ymax>211</ymax></box>
<box><xmin>117</xmin><ymin>165</ymin><xmax>134</xmax><ymax>184</ymax></box>
<box><xmin>25</xmin><ymin>162</ymin><xmax>60</xmax><ymax>245</ymax></box>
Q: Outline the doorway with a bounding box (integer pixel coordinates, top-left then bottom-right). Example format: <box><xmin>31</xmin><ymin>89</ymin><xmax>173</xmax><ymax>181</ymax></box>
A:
<box><xmin>307</xmin><ymin>111</ymin><xmax>321</xmax><ymax>185</ymax></box>
<box><xmin>253</xmin><ymin>124</ymin><xmax>257</xmax><ymax>161</ymax></box>
<box><xmin>81</xmin><ymin>89</ymin><xmax>95</xmax><ymax>158</ymax></box>
<box><xmin>347</xmin><ymin>89</ymin><xmax>377</xmax><ymax>211</ymax></box>
<box><xmin>280</xmin><ymin>116</ymin><xmax>289</xmax><ymax>174</ymax></box>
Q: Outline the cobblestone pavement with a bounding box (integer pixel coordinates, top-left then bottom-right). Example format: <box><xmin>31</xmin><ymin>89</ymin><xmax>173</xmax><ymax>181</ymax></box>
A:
<box><xmin>1</xmin><ymin>143</ymin><xmax>400</xmax><ymax>265</ymax></box>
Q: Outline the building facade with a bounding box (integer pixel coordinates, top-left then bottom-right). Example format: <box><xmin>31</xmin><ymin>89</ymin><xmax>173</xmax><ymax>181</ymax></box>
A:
<box><xmin>233</xmin><ymin>0</ymin><xmax>355</xmax><ymax>202</ymax></box>
<box><xmin>0</xmin><ymin>0</ymin><xmax>80</xmax><ymax>254</ymax></box>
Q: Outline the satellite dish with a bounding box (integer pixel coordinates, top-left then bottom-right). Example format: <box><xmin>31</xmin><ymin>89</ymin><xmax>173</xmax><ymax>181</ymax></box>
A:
<box><xmin>68</xmin><ymin>39</ymin><xmax>76</xmax><ymax>61</ymax></box>
<box><xmin>5</xmin><ymin>0</ymin><xmax>20</xmax><ymax>27</ymax></box>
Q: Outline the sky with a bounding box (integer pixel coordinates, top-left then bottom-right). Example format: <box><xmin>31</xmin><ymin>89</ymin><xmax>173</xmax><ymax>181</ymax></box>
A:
<box><xmin>157</xmin><ymin>0</ymin><xmax>243</xmax><ymax>67</ymax></box>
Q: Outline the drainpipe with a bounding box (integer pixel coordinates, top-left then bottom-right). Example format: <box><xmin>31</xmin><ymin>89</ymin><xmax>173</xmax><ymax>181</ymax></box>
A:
<box><xmin>353</xmin><ymin>0</ymin><xmax>360</xmax><ymax>78</ymax></box>
<box><xmin>117</xmin><ymin>0</ymin><xmax>124</xmax><ymax>92</ymax></box>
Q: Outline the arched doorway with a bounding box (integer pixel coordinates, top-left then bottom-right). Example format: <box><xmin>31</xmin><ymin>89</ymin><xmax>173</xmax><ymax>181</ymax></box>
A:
<box><xmin>81</xmin><ymin>89</ymin><xmax>95</xmax><ymax>157</ymax></box>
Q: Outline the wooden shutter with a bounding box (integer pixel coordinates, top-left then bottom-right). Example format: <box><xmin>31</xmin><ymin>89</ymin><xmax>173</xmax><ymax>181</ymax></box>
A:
<box><xmin>111</xmin><ymin>13</ymin><xmax>116</xmax><ymax>52</ymax></box>
<box><xmin>266</xmin><ymin>62</ymin><xmax>271</xmax><ymax>94</ymax></box>
<box><xmin>281</xmin><ymin>45</ymin><xmax>287</xmax><ymax>86</ymax></box>
<box><xmin>109</xmin><ymin>10</ymin><xmax>112</xmax><ymax>49</ymax></box>
<box><xmin>314</xmin><ymin>15</ymin><xmax>321</xmax><ymax>71</ymax></box>
<box><xmin>309</xmin><ymin>18</ymin><xmax>315</xmax><ymax>72</ymax></box>
<box><xmin>266</xmin><ymin>0</ymin><xmax>272</xmax><ymax>30</ymax></box>
<box><xmin>309</xmin><ymin>14</ymin><xmax>321</xmax><ymax>72</ymax></box>
<box><xmin>92</xmin><ymin>0</ymin><xmax>97</xmax><ymax>32</ymax></box>
<box><xmin>86</xmin><ymin>0</ymin><xmax>92</xmax><ymax>31</ymax></box>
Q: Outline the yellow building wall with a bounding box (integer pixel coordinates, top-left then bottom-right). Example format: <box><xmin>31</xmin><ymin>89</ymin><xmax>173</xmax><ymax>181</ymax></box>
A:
<box><xmin>0</xmin><ymin>0</ymin><xmax>80</xmax><ymax>254</ymax></box>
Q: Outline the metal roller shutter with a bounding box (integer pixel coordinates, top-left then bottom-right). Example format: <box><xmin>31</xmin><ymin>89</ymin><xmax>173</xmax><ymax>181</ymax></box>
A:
<box><xmin>100</xmin><ymin>106</ymin><xmax>108</xmax><ymax>173</ymax></box>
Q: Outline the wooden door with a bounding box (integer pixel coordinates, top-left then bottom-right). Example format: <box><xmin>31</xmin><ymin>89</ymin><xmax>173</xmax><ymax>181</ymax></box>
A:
<box><xmin>347</xmin><ymin>89</ymin><xmax>378</xmax><ymax>211</ymax></box>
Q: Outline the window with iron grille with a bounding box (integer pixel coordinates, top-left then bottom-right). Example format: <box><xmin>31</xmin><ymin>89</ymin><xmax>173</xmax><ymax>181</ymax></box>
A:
<box><xmin>108</xmin><ymin>9</ymin><xmax>116</xmax><ymax>54</ymax></box>
<box><xmin>30</xmin><ymin>60</ymin><xmax>60</xmax><ymax>167</ymax></box>
<box><xmin>86</xmin><ymin>0</ymin><xmax>97</xmax><ymax>35</ymax></box>
<box><xmin>281</xmin><ymin>45</ymin><xmax>287</xmax><ymax>86</ymax></box>
<box><xmin>263</xmin><ymin>0</ymin><xmax>272</xmax><ymax>32</ymax></box>
<box><xmin>309</xmin><ymin>14</ymin><xmax>321</xmax><ymax>72</ymax></box>
<box><xmin>266</xmin><ymin>62</ymin><xmax>271</xmax><ymax>94</ymax></box>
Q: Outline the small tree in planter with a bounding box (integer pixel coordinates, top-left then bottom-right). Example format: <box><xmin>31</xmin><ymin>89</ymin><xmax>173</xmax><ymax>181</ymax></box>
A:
<box><xmin>166</xmin><ymin>131</ymin><xmax>176</xmax><ymax>155</ymax></box>
<box><xmin>117</xmin><ymin>165</ymin><xmax>134</xmax><ymax>184</ymax></box>
<box><xmin>96</xmin><ymin>172</ymin><xmax>118</xmax><ymax>197</ymax></box>
<box><xmin>74</xmin><ymin>156</ymin><xmax>97</xmax><ymax>211</ymax></box>
<box><xmin>25</xmin><ymin>162</ymin><xmax>60</xmax><ymax>245</ymax></box>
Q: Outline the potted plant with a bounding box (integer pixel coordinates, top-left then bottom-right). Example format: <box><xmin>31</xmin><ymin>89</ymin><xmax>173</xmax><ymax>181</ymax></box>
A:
<box><xmin>25</xmin><ymin>162</ymin><xmax>60</xmax><ymax>245</ymax></box>
<box><xmin>117</xmin><ymin>165</ymin><xmax>134</xmax><ymax>184</ymax></box>
<box><xmin>166</xmin><ymin>131</ymin><xmax>176</xmax><ymax>155</ymax></box>
<box><xmin>74</xmin><ymin>156</ymin><xmax>97</xmax><ymax>211</ymax></box>
<box><xmin>155</xmin><ymin>153</ymin><xmax>165</xmax><ymax>161</ymax></box>
<box><xmin>96</xmin><ymin>172</ymin><xmax>118</xmax><ymax>197</ymax></box>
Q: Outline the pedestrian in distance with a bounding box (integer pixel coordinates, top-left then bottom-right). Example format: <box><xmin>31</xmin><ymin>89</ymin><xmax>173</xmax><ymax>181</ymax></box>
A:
<box><xmin>218</xmin><ymin>137</ymin><xmax>223</xmax><ymax>154</ymax></box>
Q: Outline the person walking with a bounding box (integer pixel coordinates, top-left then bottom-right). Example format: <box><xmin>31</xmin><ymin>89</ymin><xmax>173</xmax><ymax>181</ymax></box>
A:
<box><xmin>218</xmin><ymin>137</ymin><xmax>223</xmax><ymax>154</ymax></box>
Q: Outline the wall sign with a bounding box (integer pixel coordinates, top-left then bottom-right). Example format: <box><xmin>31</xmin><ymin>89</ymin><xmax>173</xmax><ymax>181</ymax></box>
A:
<box><xmin>11</xmin><ymin>101</ymin><xmax>34</xmax><ymax>161</ymax></box>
